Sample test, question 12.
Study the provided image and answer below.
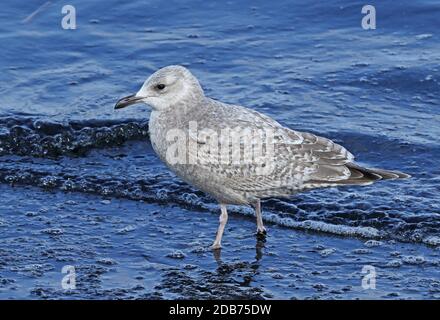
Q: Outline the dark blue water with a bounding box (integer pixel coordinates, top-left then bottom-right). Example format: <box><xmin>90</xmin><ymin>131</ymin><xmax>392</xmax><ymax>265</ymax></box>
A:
<box><xmin>0</xmin><ymin>0</ymin><xmax>439</xmax><ymax>299</ymax></box>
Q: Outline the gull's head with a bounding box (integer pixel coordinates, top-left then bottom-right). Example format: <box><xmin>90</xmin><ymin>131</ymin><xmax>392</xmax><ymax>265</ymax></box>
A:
<box><xmin>115</xmin><ymin>65</ymin><xmax>204</xmax><ymax>111</ymax></box>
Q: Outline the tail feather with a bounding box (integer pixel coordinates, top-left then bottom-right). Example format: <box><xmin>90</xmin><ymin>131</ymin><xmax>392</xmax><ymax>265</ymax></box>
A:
<box><xmin>304</xmin><ymin>163</ymin><xmax>411</xmax><ymax>189</ymax></box>
<box><xmin>344</xmin><ymin>163</ymin><xmax>411</xmax><ymax>185</ymax></box>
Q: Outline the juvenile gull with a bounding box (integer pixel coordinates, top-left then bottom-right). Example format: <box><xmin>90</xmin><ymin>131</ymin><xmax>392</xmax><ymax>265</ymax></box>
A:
<box><xmin>115</xmin><ymin>65</ymin><xmax>410</xmax><ymax>249</ymax></box>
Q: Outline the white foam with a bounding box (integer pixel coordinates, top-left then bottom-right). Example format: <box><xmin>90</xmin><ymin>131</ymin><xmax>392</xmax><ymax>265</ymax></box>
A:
<box><xmin>228</xmin><ymin>206</ymin><xmax>380</xmax><ymax>239</ymax></box>
<box><xmin>423</xmin><ymin>236</ymin><xmax>440</xmax><ymax>246</ymax></box>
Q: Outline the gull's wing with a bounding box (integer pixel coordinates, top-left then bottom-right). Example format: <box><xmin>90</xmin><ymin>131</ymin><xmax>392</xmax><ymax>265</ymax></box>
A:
<box><xmin>188</xmin><ymin>102</ymin><xmax>357</xmax><ymax>197</ymax></box>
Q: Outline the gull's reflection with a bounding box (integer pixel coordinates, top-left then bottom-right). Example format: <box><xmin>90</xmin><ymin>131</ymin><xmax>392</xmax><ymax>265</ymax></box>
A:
<box><xmin>255</xmin><ymin>237</ymin><xmax>265</xmax><ymax>262</ymax></box>
<box><xmin>211</xmin><ymin>237</ymin><xmax>266</xmax><ymax>287</ymax></box>
<box><xmin>212</xmin><ymin>247</ymin><xmax>222</xmax><ymax>264</ymax></box>
<box><xmin>212</xmin><ymin>237</ymin><xmax>266</xmax><ymax>265</ymax></box>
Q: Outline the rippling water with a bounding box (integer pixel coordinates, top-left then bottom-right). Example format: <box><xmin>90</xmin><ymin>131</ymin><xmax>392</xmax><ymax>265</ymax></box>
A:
<box><xmin>0</xmin><ymin>0</ymin><xmax>439</xmax><ymax>299</ymax></box>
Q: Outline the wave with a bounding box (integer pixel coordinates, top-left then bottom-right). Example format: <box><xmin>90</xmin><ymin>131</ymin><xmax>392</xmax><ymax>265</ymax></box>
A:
<box><xmin>0</xmin><ymin>117</ymin><xmax>149</xmax><ymax>158</ymax></box>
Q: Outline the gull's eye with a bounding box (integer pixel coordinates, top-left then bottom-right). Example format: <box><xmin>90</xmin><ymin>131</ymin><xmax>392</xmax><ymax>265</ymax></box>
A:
<box><xmin>155</xmin><ymin>83</ymin><xmax>166</xmax><ymax>90</ymax></box>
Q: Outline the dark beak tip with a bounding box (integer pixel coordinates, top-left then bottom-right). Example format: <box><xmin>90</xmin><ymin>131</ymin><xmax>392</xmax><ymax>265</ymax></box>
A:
<box><xmin>114</xmin><ymin>94</ymin><xmax>139</xmax><ymax>110</ymax></box>
<box><xmin>114</xmin><ymin>102</ymin><xmax>124</xmax><ymax>110</ymax></box>
<box><xmin>114</xmin><ymin>103</ymin><xmax>125</xmax><ymax>110</ymax></box>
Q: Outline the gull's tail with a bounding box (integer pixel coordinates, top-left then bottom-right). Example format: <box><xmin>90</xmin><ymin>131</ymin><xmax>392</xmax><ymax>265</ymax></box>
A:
<box><xmin>341</xmin><ymin>163</ymin><xmax>411</xmax><ymax>185</ymax></box>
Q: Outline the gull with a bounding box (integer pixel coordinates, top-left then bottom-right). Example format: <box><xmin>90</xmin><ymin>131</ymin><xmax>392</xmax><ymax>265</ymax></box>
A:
<box><xmin>115</xmin><ymin>65</ymin><xmax>410</xmax><ymax>249</ymax></box>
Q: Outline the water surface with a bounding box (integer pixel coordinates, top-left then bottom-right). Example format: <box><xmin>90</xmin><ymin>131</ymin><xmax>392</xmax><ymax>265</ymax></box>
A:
<box><xmin>0</xmin><ymin>0</ymin><xmax>439</xmax><ymax>299</ymax></box>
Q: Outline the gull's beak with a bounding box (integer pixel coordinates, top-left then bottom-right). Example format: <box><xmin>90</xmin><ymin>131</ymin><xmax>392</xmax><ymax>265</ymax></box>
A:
<box><xmin>114</xmin><ymin>94</ymin><xmax>144</xmax><ymax>110</ymax></box>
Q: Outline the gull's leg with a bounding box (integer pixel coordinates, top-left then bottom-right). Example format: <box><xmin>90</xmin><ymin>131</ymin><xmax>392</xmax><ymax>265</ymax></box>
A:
<box><xmin>211</xmin><ymin>204</ymin><xmax>228</xmax><ymax>249</ymax></box>
<box><xmin>255</xmin><ymin>199</ymin><xmax>266</xmax><ymax>235</ymax></box>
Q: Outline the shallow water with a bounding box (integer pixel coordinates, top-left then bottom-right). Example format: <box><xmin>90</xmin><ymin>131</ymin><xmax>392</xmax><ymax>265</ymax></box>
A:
<box><xmin>0</xmin><ymin>0</ymin><xmax>439</xmax><ymax>299</ymax></box>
